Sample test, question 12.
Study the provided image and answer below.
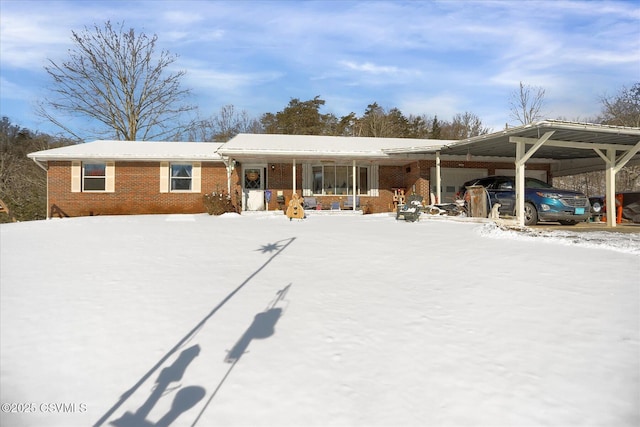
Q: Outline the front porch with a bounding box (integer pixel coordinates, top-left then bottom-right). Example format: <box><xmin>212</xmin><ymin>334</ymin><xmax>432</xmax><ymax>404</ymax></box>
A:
<box><xmin>232</xmin><ymin>161</ymin><xmax>430</xmax><ymax>215</ymax></box>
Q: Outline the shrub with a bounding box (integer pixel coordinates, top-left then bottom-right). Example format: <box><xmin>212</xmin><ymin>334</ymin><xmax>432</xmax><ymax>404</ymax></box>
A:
<box><xmin>203</xmin><ymin>190</ymin><xmax>237</xmax><ymax>215</ymax></box>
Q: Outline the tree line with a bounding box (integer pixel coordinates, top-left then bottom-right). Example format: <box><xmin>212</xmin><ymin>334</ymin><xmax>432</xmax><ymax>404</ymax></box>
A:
<box><xmin>0</xmin><ymin>118</ymin><xmax>75</xmax><ymax>222</ymax></box>
<box><xmin>183</xmin><ymin>97</ymin><xmax>491</xmax><ymax>142</ymax></box>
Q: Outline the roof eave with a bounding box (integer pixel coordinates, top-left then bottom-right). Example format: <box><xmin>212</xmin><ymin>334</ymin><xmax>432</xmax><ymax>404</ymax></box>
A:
<box><xmin>27</xmin><ymin>154</ymin><xmax>224</xmax><ymax>162</ymax></box>
<box><xmin>219</xmin><ymin>149</ymin><xmax>393</xmax><ymax>159</ymax></box>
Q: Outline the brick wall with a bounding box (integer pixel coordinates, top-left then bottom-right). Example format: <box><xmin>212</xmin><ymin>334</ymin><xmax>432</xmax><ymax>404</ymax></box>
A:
<box><xmin>47</xmin><ymin>161</ymin><xmax>231</xmax><ymax>217</ymax></box>
<box><xmin>50</xmin><ymin>158</ymin><xmax>553</xmax><ymax>217</ymax></box>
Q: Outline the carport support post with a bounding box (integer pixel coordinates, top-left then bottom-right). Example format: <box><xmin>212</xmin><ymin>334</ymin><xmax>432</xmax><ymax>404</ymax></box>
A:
<box><xmin>511</xmin><ymin>131</ymin><xmax>554</xmax><ymax>227</ymax></box>
<box><xmin>435</xmin><ymin>150</ymin><xmax>441</xmax><ymax>204</ymax></box>
<box><xmin>515</xmin><ymin>141</ymin><xmax>526</xmax><ymax>227</ymax></box>
<box><xmin>605</xmin><ymin>149</ymin><xmax>616</xmax><ymax>227</ymax></box>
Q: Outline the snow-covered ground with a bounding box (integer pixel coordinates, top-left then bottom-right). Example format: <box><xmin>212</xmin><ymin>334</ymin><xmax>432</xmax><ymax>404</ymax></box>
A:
<box><xmin>1</xmin><ymin>213</ymin><xmax>638</xmax><ymax>427</ymax></box>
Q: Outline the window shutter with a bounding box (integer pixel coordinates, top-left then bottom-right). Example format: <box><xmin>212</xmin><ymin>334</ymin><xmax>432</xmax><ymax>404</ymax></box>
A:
<box><xmin>302</xmin><ymin>163</ymin><xmax>312</xmax><ymax>196</ymax></box>
<box><xmin>71</xmin><ymin>161</ymin><xmax>81</xmax><ymax>192</ymax></box>
<box><xmin>160</xmin><ymin>162</ymin><xmax>169</xmax><ymax>193</ymax></box>
<box><xmin>105</xmin><ymin>161</ymin><xmax>115</xmax><ymax>192</ymax></box>
<box><xmin>192</xmin><ymin>162</ymin><xmax>201</xmax><ymax>193</ymax></box>
<box><xmin>370</xmin><ymin>164</ymin><xmax>379</xmax><ymax>196</ymax></box>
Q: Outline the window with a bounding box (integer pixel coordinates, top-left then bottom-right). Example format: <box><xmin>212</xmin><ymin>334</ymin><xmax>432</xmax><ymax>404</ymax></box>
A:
<box><xmin>171</xmin><ymin>164</ymin><xmax>192</xmax><ymax>191</ymax></box>
<box><xmin>310</xmin><ymin>165</ymin><xmax>369</xmax><ymax>195</ymax></box>
<box><xmin>244</xmin><ymin>168</ymin><xmax>262</xmax><ymax>189</ymax></box>
<box><xmin>160</xmin><ymin>162</ymin><xmax>200</xmax><ymax>193</ymax></box>
<box><xmin>83</xmin><ymin>163</ymin><xmax>106</xmax><ymax>191</ymax></box>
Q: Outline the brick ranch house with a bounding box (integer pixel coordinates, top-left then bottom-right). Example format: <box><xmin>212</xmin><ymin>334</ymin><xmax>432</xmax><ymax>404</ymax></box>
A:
<box><xmin>27</xmin><ymin>141</ymin><xmax>227</xmax><ymax>217</ymax></box>
<box><xmin>27</xmin><ymin>133</ymin><xmax>555</xmax><ymax>218</ymax></box>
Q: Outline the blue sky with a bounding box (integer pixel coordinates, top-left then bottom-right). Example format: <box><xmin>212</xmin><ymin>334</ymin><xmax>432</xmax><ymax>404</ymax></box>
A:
<box><xmin>1</xmin><ymin>0</ymin><xmax>638</xmax><ymax>137</ymax></box>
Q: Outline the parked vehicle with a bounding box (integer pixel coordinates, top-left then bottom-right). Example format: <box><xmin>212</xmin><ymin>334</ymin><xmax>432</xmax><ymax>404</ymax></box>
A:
<box><xmin>456</xmin><ymin>176</ymin><xmax>591</xmax><ymax>226</ymax></box>
<box><xmin>589</xmin><ymin>196</ymin><xmax>604</xmax><ymax>221</ymax></box>
<box><xmin>589</xmin><ymin>192</ymin><xmax>640</xmax><ymax>223</ymax></box>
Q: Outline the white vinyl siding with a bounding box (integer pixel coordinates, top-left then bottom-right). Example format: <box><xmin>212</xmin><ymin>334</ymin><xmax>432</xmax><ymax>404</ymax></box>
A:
<box><xmin>495</xmin><ymin>168</ymin><xmax>547</xmax><ymax>182</ymax></box>
<box><xmin>431</xmin><ymin>167</ymin><xmax>488</xmax><ymax>203</ymax></box>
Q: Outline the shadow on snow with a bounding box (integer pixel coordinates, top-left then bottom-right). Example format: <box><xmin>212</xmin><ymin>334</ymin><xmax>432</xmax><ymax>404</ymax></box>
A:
<box><xmin>190</xmin><ymin>284</ymin><xmax>290</xmax><ymax>426</ymax></box>
<box><xmin>94</xmin><ymin>238</ymin><xmax>296</xmax><ymax>427</ymax></box>
<box><xmin>110</xmin><ymin>345</ymin><xmax>205</xmax><ymax>427</ymax></box>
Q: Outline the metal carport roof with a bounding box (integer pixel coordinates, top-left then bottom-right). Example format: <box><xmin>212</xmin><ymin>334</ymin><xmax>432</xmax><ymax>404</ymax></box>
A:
<box><xmin>443</xmin><ymin>120</ymin><xmax>640</xmax><ymax>160</ymax></box>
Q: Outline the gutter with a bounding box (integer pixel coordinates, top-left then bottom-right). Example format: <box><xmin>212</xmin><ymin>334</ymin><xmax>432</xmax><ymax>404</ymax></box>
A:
<box><xmin>31</xmin><ymin>158</ymin><xmax>48</xmax><ymax>172</ymax></box>
<box><xmin>25</xmin><ymin>155</ymin><xmax>224</xmax><ymax>162</ymax></box>
<box><xmin>30</xmin><ymin>158</ymin><xmax>49</xmax><ymax>219</ymax></box>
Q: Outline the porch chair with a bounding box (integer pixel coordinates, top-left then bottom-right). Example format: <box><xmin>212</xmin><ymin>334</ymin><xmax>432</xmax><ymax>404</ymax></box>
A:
<box><xmin>396</xmin><ymin>194</ymin><xmax>423</xmax><ymax>222</ymax></box>
<box><xmin>303</xmin><ymin>197</ymin><xmax>318</xmax><ymax>210</ymax></box>
<box><xmin>343</xmin><ymin>195</ymin><xmax>360</xmax><ymax>209</ymax></box>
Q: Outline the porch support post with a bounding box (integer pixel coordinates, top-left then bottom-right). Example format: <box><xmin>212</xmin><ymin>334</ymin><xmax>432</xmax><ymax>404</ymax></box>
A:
<box><xmin>224</xmin><ymin>157</ymin><xmax>234</xmax><ymax>195</ymax></box>
<box><xmin>352</xmin><ymin>160</ymin><xmax>357</xmax><ymax>211</ymax></box>
<box><xmin>515</xmin><ymin>141</ymin><xmax>526</xmax><ymax>227</ymax></box>
<box><xmin>435</xmin><ymin>150</ymin><xmax>441</xmax><ymax>204</ymax></box>
<box><xmin>292</xmin><ymin>158</ymin><xmax>296</xmax><ymax>195</ymax></box>
<box><xmin>605</xmin><ymin>149</ymin><xmax>616</xmax><ymax>227</ymax></box>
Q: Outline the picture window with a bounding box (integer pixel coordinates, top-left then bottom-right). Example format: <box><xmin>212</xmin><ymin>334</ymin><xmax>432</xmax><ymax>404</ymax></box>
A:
<box><xmin>312</xmin><ymin>165</ymin><xmax>369</xmax><ymax>195</ymax></box>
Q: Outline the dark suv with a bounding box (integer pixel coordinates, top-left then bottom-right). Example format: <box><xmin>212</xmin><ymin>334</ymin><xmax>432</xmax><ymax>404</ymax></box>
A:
<box><xmin>457</xmin><ymin>176</ymin><xmax>591</xmax><ymax>226</ymax></box>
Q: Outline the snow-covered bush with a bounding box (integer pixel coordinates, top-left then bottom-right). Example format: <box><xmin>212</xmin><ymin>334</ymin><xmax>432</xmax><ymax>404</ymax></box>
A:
<box><xmin>203</xmin><ymin>189</ymin><xmax>236</xmax><ymax>215</ymax></box>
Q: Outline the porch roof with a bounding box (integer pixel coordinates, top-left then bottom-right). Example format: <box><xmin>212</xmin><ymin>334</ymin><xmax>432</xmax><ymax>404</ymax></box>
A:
<box><xmin>28</xmin><ymin>140</ymin><xmax>225</xmax><ymax>162</ymax></box>
<box><xmin>219</xmin><ymin>133</ymin><xmax>454</xmax><ymax>161</ymax></box>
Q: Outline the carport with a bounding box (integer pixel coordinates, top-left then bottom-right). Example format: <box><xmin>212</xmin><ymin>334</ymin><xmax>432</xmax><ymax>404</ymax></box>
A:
<box><xmin>439</xmin><ymin>120</ymin><xmax>640</xmax><ymax>227</ymax></box>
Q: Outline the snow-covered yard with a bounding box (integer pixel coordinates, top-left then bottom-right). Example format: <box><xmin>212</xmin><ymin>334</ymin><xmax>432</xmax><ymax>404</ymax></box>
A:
<box><xmin>1</xmin><ymin>213</ymin><xmax>639</xmax><ymax>427</ymax></box>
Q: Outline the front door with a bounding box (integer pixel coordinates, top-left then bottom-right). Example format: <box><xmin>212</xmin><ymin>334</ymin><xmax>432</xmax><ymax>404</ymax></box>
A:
<box><xmin>243</xmin><ymin>165</ymin><xmax>265</xmax><ymax>211</ymax></box>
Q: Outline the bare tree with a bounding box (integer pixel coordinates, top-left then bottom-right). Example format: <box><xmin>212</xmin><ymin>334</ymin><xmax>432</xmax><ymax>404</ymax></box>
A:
<box><xmin>599</xmin><ymin>82</ymin><xmax>640</xmax><ymax>127</ymax></box>
<box><xmin>184</xmin><ymin>105</ymin><xmax>261</xmax><ymax>142</ymax></box>
<box><xmin>39</xmin><ymin>21</ymin><xmax>195</xmax><ymax>141</ymax></box>
<box><xmin>509</xmin><ymin>81</ymin><xmax>546</xmax><ymax>125</ymax></box>
<box><xmin>442</xmin><ymin>112</ymin><xmax>491</xmax><ymax>139</ymax></box>
<box><xmin>553</xmin><ymin>83</ymin><xmax>640</xmax><ymax>195</ymax></box>
<box><xmin>354</xmin><ymin>103</ymin><xmax>410</xmax><ymax>137</ymax></box>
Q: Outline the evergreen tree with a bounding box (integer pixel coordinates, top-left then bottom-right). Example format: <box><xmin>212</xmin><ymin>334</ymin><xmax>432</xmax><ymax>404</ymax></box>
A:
<box><xmin>261</xmin><ymin>96</ymin><xmax>335</xmax><ymax>135</ymax></box>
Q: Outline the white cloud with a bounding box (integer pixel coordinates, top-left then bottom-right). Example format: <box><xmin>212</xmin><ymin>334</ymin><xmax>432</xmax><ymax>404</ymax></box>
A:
<box><xmin>161</xmin><ymin>10</ymin><xmax>205</xmax><ymax>26</ymax></box>
<box><xmin>0</xmin><ymin>13</ymin><xmax>70</xmax><ymax>69</ymax></box>
<box><xmin>180</xmin><ymin>61</ymin><xmax>283</xmax><ymax>93</ymax></box>
<box><xmin>341</xmin><ymin>61</ymin><xmax>400</xmax><ymax>75</ymax></box>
